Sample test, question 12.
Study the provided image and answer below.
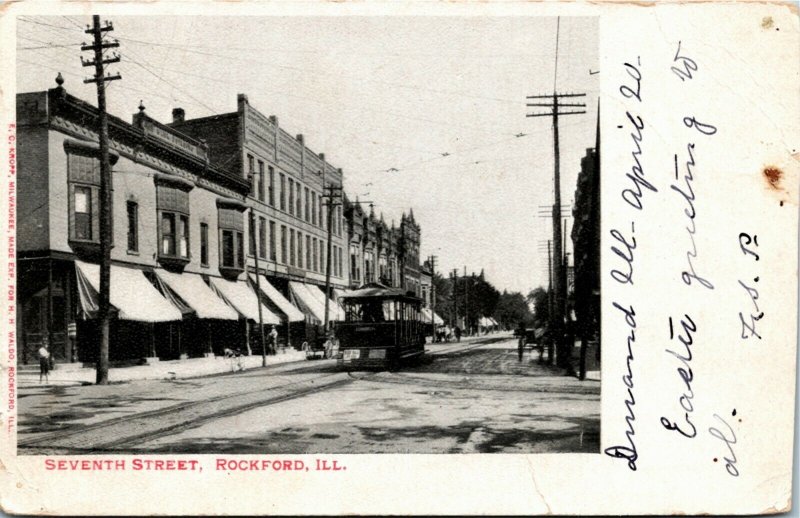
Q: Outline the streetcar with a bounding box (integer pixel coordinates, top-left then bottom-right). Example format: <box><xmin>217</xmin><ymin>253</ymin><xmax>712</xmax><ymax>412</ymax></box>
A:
<box><xmin>336</xmin><ymin>283</ymin><xmax>426</xmax><ymax>370</ymax></box>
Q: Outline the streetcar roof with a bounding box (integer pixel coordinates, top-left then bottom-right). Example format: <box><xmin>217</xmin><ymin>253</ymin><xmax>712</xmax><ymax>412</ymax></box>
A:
<box><xmin>341</xmin><ymin>283</ymin><xmax>421</xmax><ymax>301</ymax></box>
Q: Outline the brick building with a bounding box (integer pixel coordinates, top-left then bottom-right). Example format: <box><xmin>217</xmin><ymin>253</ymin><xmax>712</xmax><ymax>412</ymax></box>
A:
<box><xmin>169</xmin><ymin>94</ymin><xmax>348</xmax><ymax>342</ymax></box>
<box><xmin>343</xmin><ymin>198</ymin><xmax>421</xmax><ymax>296</ymax></box>
<box><xmin>15</xmin><ymin>77</ymin><xmax>294</xmax><ymax>364</ymax></box>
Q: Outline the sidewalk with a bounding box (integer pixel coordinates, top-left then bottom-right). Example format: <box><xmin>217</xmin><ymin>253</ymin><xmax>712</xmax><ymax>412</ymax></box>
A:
<box><xmin>18</xmin><ymin>349</ymin><xmax>307</xmax><ymax>388</ymax></box>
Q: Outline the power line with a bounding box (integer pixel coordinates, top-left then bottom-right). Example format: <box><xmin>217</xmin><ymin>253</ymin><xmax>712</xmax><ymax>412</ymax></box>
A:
<box><xmin>553</xmin><ymin>17</ymin><xmax>561</xmax><ymax>92</ymax></box>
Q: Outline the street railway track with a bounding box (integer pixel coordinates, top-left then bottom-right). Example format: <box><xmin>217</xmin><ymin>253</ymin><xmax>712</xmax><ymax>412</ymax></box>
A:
<box><xmin>20</xmin><ymin>337</ymin><xmax>516</xmax><ymax>453</ymax></box>
<box><xmin>374</xmin><ymin>372</ymin><xmax>600</xmax><ymax>395</ymax></box>
<box><xmin>19</xmin><ymin>370</ymin><xmax>376</xmax><ymax>452</ymax></box>
<box><xmin>426</xmin><ymin>336</ymin><xmax>509</xmax><ymax>356</ymax></box>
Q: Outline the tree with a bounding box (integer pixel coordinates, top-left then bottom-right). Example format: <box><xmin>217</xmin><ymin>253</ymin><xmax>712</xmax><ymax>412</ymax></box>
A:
<box><xmin>527</xmin><ymin>287</ymin><xmax>549</xmax><ymax>328</ymax></box>
<box><xmin>493</xmin><ymin>290</ymin><xmax>533</xmax><ymax>329</ymax></box>
<box><xmin>432</xmin><ymin>272</ymin><xmax>453</xmax><ymax>323</ymax></box>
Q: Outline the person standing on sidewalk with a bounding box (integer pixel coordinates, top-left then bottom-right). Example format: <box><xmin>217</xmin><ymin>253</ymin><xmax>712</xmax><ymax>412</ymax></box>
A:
<box><xmin>38</xmin><ymin>340</ymin><xmax>51</xmax><ymax>384</ymax></box>
<box><xmin>454</xmin><ymin>326</ymin><xmax>462</xmax><ymax>343</ymax></box>
<box><xmin>268</xmin><ymin>325</ymin><xmax>278</xmax><ymax>355</ymax></box>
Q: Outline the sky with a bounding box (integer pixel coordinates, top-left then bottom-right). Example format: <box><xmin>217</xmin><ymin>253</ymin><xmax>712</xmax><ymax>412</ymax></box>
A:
<box><xmin>15</xmin><ymin>15</ymin><xmax>598</xmax><ymax>295</ymax></box>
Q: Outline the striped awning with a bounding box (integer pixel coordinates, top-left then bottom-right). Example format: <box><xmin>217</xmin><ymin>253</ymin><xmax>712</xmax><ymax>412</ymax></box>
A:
<box><xmin>289</xmin><ymin>281</ymin><xmax>326</xmax><ymax>324</ymax></box>
<box><xmin>75</xmin><ymin>261</ymin><xmax>182</xmax><ymax>322</ymax></box>
<box><xmin>153</xmin><ymin>270</ymin><xmax>239</xmax><ymax>320</ymax></box>
<box><xmin>422</xmin><ymin>308</ymin><xmax>445</xmax><ymax>325</ymax></box>
<box><xmin>250</xmin><ymin>274</ymin><xmax>305</xmax><ymax>323</ymax></box>
<box><xmin>208</xmin><ymin>277</ymin><xmax>281</xmax><ymax>324</ymax></box>
<box><xmin>307</xmin><ymin>284</ymin><xmax>345</xmax><ymax>321</ymax></box>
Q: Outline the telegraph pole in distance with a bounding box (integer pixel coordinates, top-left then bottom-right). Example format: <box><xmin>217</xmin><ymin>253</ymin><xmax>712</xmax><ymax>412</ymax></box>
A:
<box><xmin>547</xmin><ymin>239</ymin><xmax>554</xmax><ymax>364</ymax></box>
<box><xmin>527</xmin><ymin>92</ymin><xmax>585</xmax><ymax>369</ymax></box>
<box><xmin>451</xmin><ymin>268</ymin><xmax>459</xmax><ymax>329</ymax></box>
<box><xmin>82</xmin><ymin>15</ymin><xmax>120</xmax><ymax>385</ymax></box>
<box><xmin>429</xmin><ymin>255</ymin><xmax>437</xmax><ymax>340</ymax></box>
<box><xmin>463</xmin><ymin>265</ymin><xmax>469</xmax><ymax>335</ymax></box>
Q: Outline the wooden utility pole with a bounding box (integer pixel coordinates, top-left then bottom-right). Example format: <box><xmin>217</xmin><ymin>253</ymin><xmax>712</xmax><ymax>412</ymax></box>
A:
<box><xmin>463</xmin><ymin>265</ymin><xmax>469</xmax><ymax>335</ymax></box>
<box><xmin>321</xmin><ymin>185</ymin><xmax>342</xmax><ymax>332</ymax></box>
<box><xmin>82</xmin><ymin>15</ymin><xmax>120</xmax><ymax>385</ymax></box>
<box><xmin>547</xmin><ymin>240</ymin><xmax>554</xmax><ymax>364</ymax></box>
<box><xmin>527</xmin><ymin>92</ymin><xmax>585</xmax><ymax>369</ymax></box>
<box><xmin>451</xmin><ymin>268</ymin><xmax>459</xmax><ymax>328</ymax></box>
<box><xmin>247</xmin><ymin>204</ymin><xmax>268</xmax><ymax>365</ymax></box>
<box><xmin>428</xmin><ymin>255</ymin><xmax>437</xmax><ymax>339</ymax></box>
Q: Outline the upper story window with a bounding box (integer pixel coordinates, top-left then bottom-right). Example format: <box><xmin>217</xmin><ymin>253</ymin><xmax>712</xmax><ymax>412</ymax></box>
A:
<box><xmin>258</xmin><ymin>216</ymin><xmax>267</xmax><ymax>260</ymax></box>
<box><xmin>289</xmin><ymin>229</ymin><xmax>296</xmax><ymax>266</ymax></box>
<box><xmin>288</xmin><ymin>179</ymin><xmax>295</xmax><ymax>216</ymax></box>
<box><xmin>257</xmin><ymin>160</ymin><xmax>265</xmax><ymax>202</ymax></box>
<box><xmin>155</xmin><ymin>174</ymin><xmax>194</xmax><ymax>270</ymax></box>
<box><xmin>74</xmin><ymin>185</ymin><xmax>93</xmax><ymax>240</ymax></box>
<box><xmin>269</xmin><ymin>220</ymin><xmax>277</xmax><ymax>261</ymax></box>
<box><xmin>305</xmin><ymin>235</ymin><xmax>311</xmax><ymax>271</ymax></box>
<box><xmin>248</xmin><ymin>215</ymin><xmax>257</xmax><ymax>257</ymax></box>
<box><xmin>319</xmin><ymin>194</ymin><xmax>325</xmax><ymax>228</ymax></box>
<box><xmin>279</xmin><ymin>173</ymin><xmax>286</xmax><ymax>211</ymax></box>
<box><xmin>127</xmin><ymin>201</ymin><xmax>139</xmax><ymax>253</ymax></box>
<box><xmin>304</xmin><ymin>187</ymin><xmax>310</xmax><ymax>222</ymax></box>
<box><xmin>280</xmin><ymin>225</ymin><xmax>287</xmax><ymax>264</ymax></box>
<box><xmin>296</xmin><ymin>182</ymin><xmax>302</xmax><ymax>217</ymax></box>
<box><xmin>200</xmin><ymin>223</ymin><xmax>209</xmax><ymax>267</ymax></box>
<box><xmin>268</xmin><ymin>166</ymin><xmax>275</xmax><ymax>207</ymax></box>
<box><xmin>216</xmin><ymin>197</ymin><xmax>247</xmax><ymax>279</ymax></box>
<box><xmin>312</xmin><ymin>193</ymin><xmax>317</xmax><ymax>226</ymax></box>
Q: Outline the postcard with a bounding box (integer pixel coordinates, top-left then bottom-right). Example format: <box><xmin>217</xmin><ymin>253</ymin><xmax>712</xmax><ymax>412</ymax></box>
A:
<box><xmin>0</xmin><ymin>1</ymin><xmax>797</xmax><ymax>515</ymax></box>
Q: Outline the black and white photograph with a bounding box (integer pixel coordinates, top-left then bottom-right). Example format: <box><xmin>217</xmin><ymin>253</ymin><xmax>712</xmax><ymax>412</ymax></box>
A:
<box><xmin>14</xmin><ymin>14</ymin><xmax>600</xmax><ymax>455</ymax></box>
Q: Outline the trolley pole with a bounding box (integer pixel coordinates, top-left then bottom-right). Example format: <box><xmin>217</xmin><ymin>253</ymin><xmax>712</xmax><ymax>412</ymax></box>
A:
<box><xmin>82</xmin><ymin>15</ymin><xmax>120</xmax><ymax>385</ymax></box>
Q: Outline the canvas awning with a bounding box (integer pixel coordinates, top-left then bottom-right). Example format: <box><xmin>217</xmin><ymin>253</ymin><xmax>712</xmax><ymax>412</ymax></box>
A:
<box><xmin>208</xmin><ymin>277</ymin><xmax>280</xmax><ymax>324</ymax></box>
<box><xmin>332</xmin><ymin>288</ymin><xmax>354</xmax><ymax>301</ymax></box>
<box><xmin>421</xmin><ymin>308</ymin><xmax>444</xmax><ymax>325</ymax></box>
<box><xmin>249</xmin><ymin>274</ymin><xmax>305</xmax><ymax>323</ymax></box>
<box><xmin>307</xmin><ymin>284</ymin><xmax>345</xmax><ymax>321</ymax></box>
<box><xmin>74</xmin><ymin>261</ymin><xmax>182</xmax><ymax>322</ymax></box>
<box><xmin>288</xmin><ymin>281</ymin><xmax>327</xmax><ymax>324</ymax></box>
<box><xmin>154</xmin><ymin>270</ymin><xmax>239</xmax><ymax>320</ymax></box>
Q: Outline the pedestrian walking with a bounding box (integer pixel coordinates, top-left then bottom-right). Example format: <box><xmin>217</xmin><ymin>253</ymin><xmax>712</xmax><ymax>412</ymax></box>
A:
<box><xmin>38</xmin><ymin>340</ymin><xmax>51</xmax><ymax>384</ymax></box>
<box><xmin>454</xmin><ymin>326</ymin><xmax>462</xmax><ymax>342</ymax></box>
<box><xmin>516</xmin><ymin>322</ymin><xmax>526</xmax><ymax>362</ymax></box>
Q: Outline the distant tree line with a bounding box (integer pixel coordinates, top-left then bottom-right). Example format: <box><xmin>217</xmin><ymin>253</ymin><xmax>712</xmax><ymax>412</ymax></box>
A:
<box><xmin>429</xmin><ymin>271</ymin><xmax>537</xmax><ymax>330</ymax></box>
